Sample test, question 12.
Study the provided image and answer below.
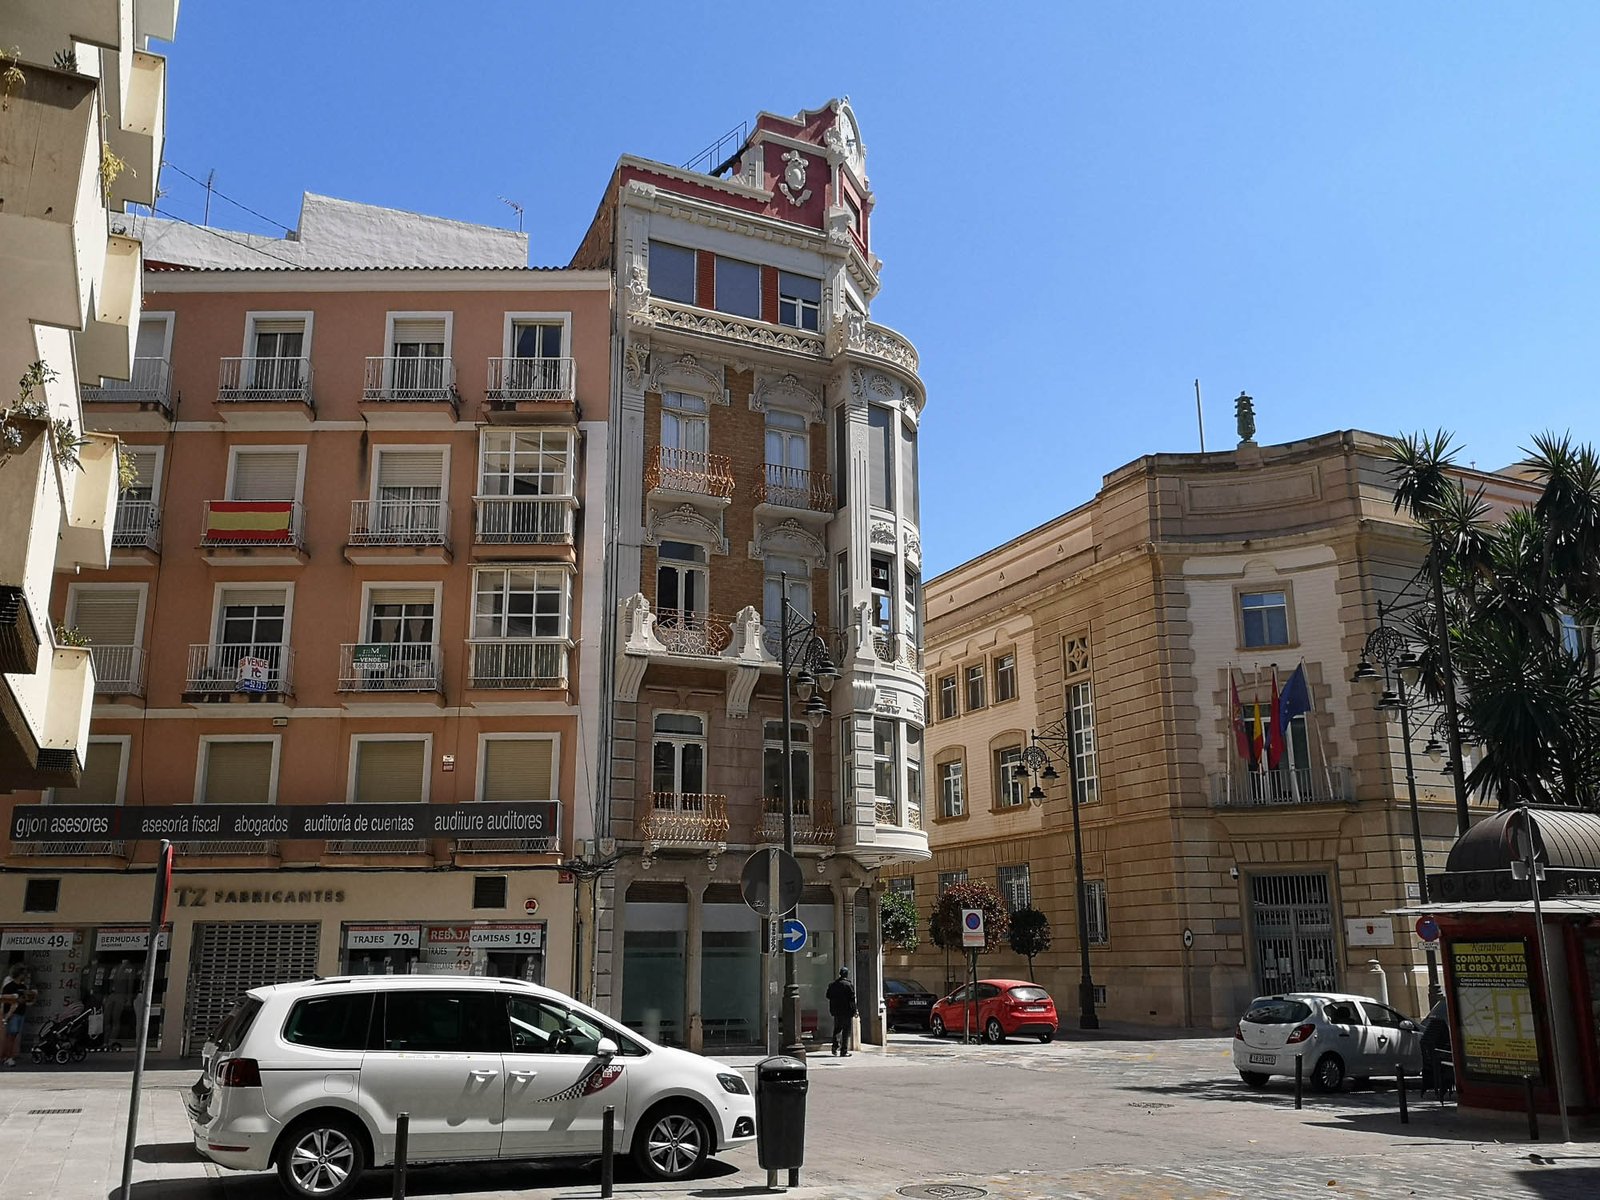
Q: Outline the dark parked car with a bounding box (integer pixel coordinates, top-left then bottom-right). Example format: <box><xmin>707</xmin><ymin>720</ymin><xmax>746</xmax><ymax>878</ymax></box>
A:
<box><xmin>884</xmin><ymin>978</ymin><xmax>937</xmax><ymax>1030</ymax></box>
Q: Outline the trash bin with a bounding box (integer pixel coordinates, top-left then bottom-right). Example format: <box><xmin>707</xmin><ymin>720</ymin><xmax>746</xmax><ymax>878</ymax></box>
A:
<box><xmin>755</xmin><ymin>1054</ymin><xmax>808</xmax><ymax>1170</ymax></box>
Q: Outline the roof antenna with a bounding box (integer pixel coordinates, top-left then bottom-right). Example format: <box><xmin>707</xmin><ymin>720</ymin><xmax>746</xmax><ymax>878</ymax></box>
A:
<box><xmin>498</xmin><ymin>196</ymin><xmax>524</xmax><ymax>232</ymax></box>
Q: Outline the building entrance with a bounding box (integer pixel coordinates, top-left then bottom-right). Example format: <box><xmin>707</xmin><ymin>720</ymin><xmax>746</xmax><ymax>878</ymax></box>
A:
<box><xmin>1250</xmin><ymin>872</ymin><xmax>1337</xmax><ymax>995</ymax></box>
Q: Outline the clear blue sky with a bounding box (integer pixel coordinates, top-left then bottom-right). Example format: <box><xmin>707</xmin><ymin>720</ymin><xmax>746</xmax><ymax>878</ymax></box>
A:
<box><xmin>155</xmin><ymin>3</ymin><xmax>1600</xmax><ymax>577</ymax></box>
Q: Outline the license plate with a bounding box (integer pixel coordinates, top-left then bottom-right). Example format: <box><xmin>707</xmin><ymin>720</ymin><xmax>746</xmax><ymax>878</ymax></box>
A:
<box><xmin>1248</xmin><ymin>1053</ymin><xmax>1276</xmax><ymax>1066</ymax></box>
<box><xmin>906</xmin><ymin>1000</ymin><xmax>928</xmax><ymax>1008</ymax></box>
<box><xmin>1023</xmin><ymin>1005</ymin><xmax>1046</xmax><ymax>1012</ymax></box>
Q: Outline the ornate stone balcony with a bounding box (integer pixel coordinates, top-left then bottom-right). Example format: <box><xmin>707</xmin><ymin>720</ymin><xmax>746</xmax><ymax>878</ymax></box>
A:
<box><xmin>654</xmin><ymin>608</ymin><xmax>733</xmax><ymax>656</ymax></box>
<box><xmin>646</xmin><ymin>446</ymin><xmax>735</xmax><ymax>500</ymax></box>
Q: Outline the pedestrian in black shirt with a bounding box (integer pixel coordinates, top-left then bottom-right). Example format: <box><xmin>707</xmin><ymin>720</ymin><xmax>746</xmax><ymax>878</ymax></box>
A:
<box><xmin>825</xmin><ymin>967</ymin><xmax>856</xmax><ymax>1056</ymax></box>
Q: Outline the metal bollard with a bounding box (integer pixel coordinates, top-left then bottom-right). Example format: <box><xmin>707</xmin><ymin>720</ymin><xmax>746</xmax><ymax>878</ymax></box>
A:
<box><xmin>393</xmin><ymin>1111</ymin><xmax>409</xmax><ymax>1200</ymax></box>
<box><xmin>1294</xmin><ymin>1055</ymin><xmax>1303</xmax><ymax>1110</ymax></box>
<box><xmin>1525</xmin><ymin>1076</ymin><xmax>1539</xmax><ymax>1141</ymax></box>
<box><xmin>1396</xmin><ymin>1063</ymin><xmax>1408</xmax><ymax>1125</ymax></box>
<box><xmin>601</xmin><ymin>1105</ymin><xmax>615</xmax><ymax>1198</ymax></box>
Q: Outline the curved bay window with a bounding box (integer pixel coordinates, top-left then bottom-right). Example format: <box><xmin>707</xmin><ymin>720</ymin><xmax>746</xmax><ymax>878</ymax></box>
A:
<box><xmin>872</xmin><ymin>718</ymin><xmax>923</xmax><ymax>828</ymax></box>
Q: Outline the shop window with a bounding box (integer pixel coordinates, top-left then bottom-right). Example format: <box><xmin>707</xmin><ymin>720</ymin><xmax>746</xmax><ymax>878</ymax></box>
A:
<box><xmin>284</xmin><ymin>993</ymin><xmax>375</xmax><ymax>1051</ymax></box>
<box><xmin>994</xmin><ymin>652</ymin><xmax>1017</xmax><ymax>703</ymax></box>
<box><xmin>648</xmin><ymin>241</ymin><xmax>697</xmax><ymax>304</ymax></box>
<box><xmin>1240</xmin><ymin>590</ymin><xmax>1291</xmax><ymax>649</ymax></box>
<box><xmin>23</xmin><ymin>878</ymin><xmax>60</xmax><ymax>912</ymax></box>
<box><xmin>473</xmin><ymin>876</ymin><xmax>509</xmax><ymax>910</ymax></box>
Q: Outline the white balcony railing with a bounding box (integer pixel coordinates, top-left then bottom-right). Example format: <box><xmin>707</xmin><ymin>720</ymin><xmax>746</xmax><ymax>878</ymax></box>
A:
<box><xmin>90</xmin><ymin>645</ymin><xmax>147</xmax><ymax>695</ymax></box>
<box><xmin>348</xmin><ymin>500</ymin><xmax>449</xmax><ymax>548</ymax></box>
<box><xmin>185</xmin><ymin>644</ymin><xmax>295</xmax><ymax>696</ymax></box>
<box><xmin>473</xmin><ymin>496</ymin><xmax>575</xmax><ymax>545</ymax></box>
<box><xmin>200</xmin><ymin>500</ymin><xmax>304</xmax><ymax>549</ymax></box>
<box><xmin>466</xmin><ymin>639</ymin><xmax>569</xmax><ymax>689</ymax></box>
<box><xmin>218</xmin><ymin>356</ymin><xmax>313</xmax><ymax>404</ymax></box>
<box><xmin>82</xmin><ymin>357</ymin><xmax>172</xmax><ymax>408</ymax></box>
<box><xmin>1210</xmin><ymin>764</ymin><xmax>1354</xmax><ymax>808</ymax></box>
<box><xmin>486</xmin><ymin>357</ymin><xmax>576</xmax><ymax>403</ymax></box>
<box><xmin>112</xmin><ymin>499</ymin><xmax>161</xmax><ymax>551</ymax></box>
<box><xmin>337</xmin><ymin>643</ymin><xmax>441</xmax><ymax>692</ymax></box>
<box><xmin>363</xmin><ymin>356</ymin><xmax>457</xmax><ymax>403</ymax></box>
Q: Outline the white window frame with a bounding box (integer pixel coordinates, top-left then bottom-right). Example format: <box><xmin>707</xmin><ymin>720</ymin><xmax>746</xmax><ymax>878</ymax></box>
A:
<box><xmin>346</xmin><ymin>733</ymin><xmax>434</xmax><ymax>804</ymax></box>
<box><xmin>49</xmin><ymin>734</ymin><xmax>132</xmax><ymax>804</ymax></box>
<box><xmin>358</xmin><ymin>581</ymin><xmax>443</xmax><ymax>643</ymax></box>
<box><xmin>383</xmin><ymin>310</ymin><xmax>454</xmax><ymax>359</ymax></box>
<box><xmin>470</xmin><ymin>566</ymin><xmax>572</xmax><ymax>641</ymax></box>
<box><xmin>474</xmin><ymin>732</ymin><xmax>562</xmax><ymax>804</ymax></box>
<box><xmin>938</xmin><ymin>674</ymin><xmax>958</xmax><ymax>721</ymax></box>
<box><xmin>194</xmin><ymin>734</ymin><xmax>282</xmax><ymax>805</ymax></box>
<box><xmin>1070</xmin><ymin>678</ymin><xmax>1098</xmax><ymax>805</ymax></box>
<box><xmin>209</xmin><ymin>582</ymin><xmax>296</xmax><ymax>647</ymax></box>
<box><xmin>66</xmin><ymin>581</ymin><xmax>150</xmax><ymax>645</ymax></box>
<box><xmin>965</xmin><ymin>662</ymin><xmax>986</xmax><ymax>712</ymax></box>
<box><xmin>138</xmin><ymin>311</ymin><xmax>176</xmax><ymax>362</ymax></box>
<box><xmin>501</xmin><ymin>311</ymin><xmax>572</xmax><ymax>358</ymax></box>
<box><xmin>476</xmin><ymin>428</ymin><xmax>575</xmax><ymax>499</ymax></box>
<box><xmin>939</xmin><ymin>760</ymin><xmax>965</xmax><ymax>819</ymax></box>
<box><xmin>762</xmin><ymin>719</ymin><xmax>813</xmax><ymax>813</ymax></box>
<box><xmin>241</xmin><ymin>310</ymin><xmax>315</xmax><ymax>358</ymax></box>
<box><xmin>368</xmin><ymin>444</ymin><xmax>451</xmax><ymax>504</ymax></box>
<box><xmin>777</xmin><ymin>271</ymin><xmax>821</xmax><ymax>331</ymax></box>
<box><xmin>995</xmin><ymin>746</ymin><xmax>1025</xmax><ymax>809</ymax></box>
<box><xmin>994</xmin><ymin>652</ymin><xmax>1017</xmax><ymax>703</ymax></box>
<box><xmin>120</xmin><ymin>443</ymin><xmax>165</xmax><ymax>505</ymax></box>
<box><xmin>224</xmin><ymin>444</ymin><xmax>308</xmax><ymax>503</ymax></box>
<box><xmin>651</xmin><ymin>711</ymin><xmax>707</xmax><ymax>798</ymax></box>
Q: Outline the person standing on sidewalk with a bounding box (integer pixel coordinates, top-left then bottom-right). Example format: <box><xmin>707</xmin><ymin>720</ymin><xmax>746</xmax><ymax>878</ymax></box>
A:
<box><xmin>825</xmin><ymin>967</ymin><xmax>856</xmax><ymax>1056</ymax></box>
<box><xmin>2</xmin><ymin>963</ymin><xmax>36</xmax><ymax>1067</ymax></box>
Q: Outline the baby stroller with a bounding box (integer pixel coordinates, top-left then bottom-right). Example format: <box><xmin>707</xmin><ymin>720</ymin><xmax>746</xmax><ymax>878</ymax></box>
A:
<box><xmin>29</xmin><ymin>1001</ymin><xmax>108</xmax><ymax>1065</ymax></box>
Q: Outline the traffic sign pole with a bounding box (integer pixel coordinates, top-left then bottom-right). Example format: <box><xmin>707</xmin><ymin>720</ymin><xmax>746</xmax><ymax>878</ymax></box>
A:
<box><xmin>121</xmin><ymin>840</ymin><xmax>173</xmax><ymax>1200</ymax></box>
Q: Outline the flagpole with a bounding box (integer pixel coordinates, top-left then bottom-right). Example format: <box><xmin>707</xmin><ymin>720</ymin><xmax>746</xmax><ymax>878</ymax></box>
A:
<box><xmin>1225</xmin><ymin>665</ymin><xmax>1234</xmax><ymax>806</ymax></box>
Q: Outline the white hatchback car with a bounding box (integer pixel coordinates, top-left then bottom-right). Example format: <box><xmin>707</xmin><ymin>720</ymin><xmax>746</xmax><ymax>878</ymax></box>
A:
<box><xmin>186</xmin><ymin>975</ymin><xmax>756</xmax><ymax>1199</ymax></box>
<box><xmin>1233</xmin><ymin>992</ymin><xmax>1423</xmax><ymax>1091</ymax></box>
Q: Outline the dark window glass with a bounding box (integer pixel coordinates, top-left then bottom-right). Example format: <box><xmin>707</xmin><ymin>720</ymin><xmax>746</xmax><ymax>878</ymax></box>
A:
<box><xmin>714</xmin><ymin>256</ymin><xmax>761</xmax><ymax>318</ymax></box>
<box><xmin>778</xmin><ymin>272</ymin><xmax>821</xmax><ymax>330</ymax></box>
<box><xmin>213</xmin><ymin>997</ymin><xmax>263</xmax><ymax>1052</ymax></box>
<box><xmin>1007</xmin><ymin>986</ymin><xmax>1050</xmax><ymax>1003</ymax></box>
<box><xmin>284</xmin><ymin>994</ymin><xmax>375</xmax><ymax>1050</ymax></box>
<box><xmin>1243</xmin><ymin>999</ymin><xmax>1311</xmax><ymax>1024</ymax></box>
<box><xmin>867</xmin><ymin>406</ymin><xmax>893</xmax><ymax>509</ymax></box>
<box><xmin>381</xmin><ymin>990</ymin><xmax>507</xmax><ymax>1053</ymax></box>
<box><xmin>975</xmin><ymin>984</ymin><xmax>1001</xmax><ymax>1000</ymax></box>
<box><xmin>649</xmin><ymin>242</ymin><xmax>697</xmax><ymax>304</ymax></box>
<box><xmin>1240</xmin><ymin>591</ymin><xmax>1290</xmax><ymax>648</ymax></box>
<box><xmin>1321</xmin><ymin>1001</ymin><xmax>1364</xmax><ymax>1026</ymax></box>
<box><xmin>22</xmin><ymin>878</ymin><xmax>59</xmax><ymax>912</ymax></box>
<box><xmin>473</xmin><ymin>876</ymin><xmax>508</xmax><ymax>909</ymax></box>
<box><xmin>507</xmin><ymin>994</ymin><xmax>612</xmax><ymax>1056</ymax></box>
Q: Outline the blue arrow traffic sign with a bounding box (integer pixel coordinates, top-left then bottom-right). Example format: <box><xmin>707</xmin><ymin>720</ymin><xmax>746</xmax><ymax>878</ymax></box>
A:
<box><xmin>781</xmin><ymin>917</ymin><xmax>807</xmax><ymax>953</ymax></box>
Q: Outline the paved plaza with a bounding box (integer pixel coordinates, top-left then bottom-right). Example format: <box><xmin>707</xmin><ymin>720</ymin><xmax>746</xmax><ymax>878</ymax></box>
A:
<box><xmin>2</xmin><ymin>1030</ymin><xmax>1597</xmax><ymax>1198</ymax></box>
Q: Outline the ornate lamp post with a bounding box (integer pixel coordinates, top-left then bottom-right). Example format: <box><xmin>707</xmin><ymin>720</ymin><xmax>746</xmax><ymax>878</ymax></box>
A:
<box><xmin>775</xmin><ymin>577</ymin><xmax>839</xmax><ymax>1056</ymax></box>
<box><xmin>1013</xmin><ymin>713</ymin><xmax>1099</xmax><ymax>1030</ymax></box>
<box><xmin>1352</xmin><ymin>605</ymin><xmax>1443</xmax><ymax>1007</ymax></box>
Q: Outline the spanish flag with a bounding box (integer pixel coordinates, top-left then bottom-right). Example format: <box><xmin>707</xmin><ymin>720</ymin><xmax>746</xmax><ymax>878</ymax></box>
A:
<box><xmin>205</xmin><ymin>501</ymin><xmax>294</xmax><ymax>543</ymax></box>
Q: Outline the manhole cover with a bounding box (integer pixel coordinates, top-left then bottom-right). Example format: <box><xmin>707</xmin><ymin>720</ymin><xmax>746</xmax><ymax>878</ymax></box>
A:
<box><xmin>28</xmin><ymin>1108</ymin><xmax>83</xmax><ymax>1116</ymax></box>
<box><xmin>897</xmin><ymin>1187</ymin><xmax>987</xmax><ymax>1199</ymax></box>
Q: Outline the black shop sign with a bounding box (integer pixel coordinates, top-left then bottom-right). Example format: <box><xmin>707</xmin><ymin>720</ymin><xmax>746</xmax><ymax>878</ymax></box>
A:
<box><xmin>9</xmin><ymin>802</ymin><xmax>559</xmax><ymax>843</ymax></box>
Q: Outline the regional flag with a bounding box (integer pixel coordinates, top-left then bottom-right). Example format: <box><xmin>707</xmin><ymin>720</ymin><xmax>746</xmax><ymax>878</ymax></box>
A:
<box><xmin>1230</xmin><ymin>672</ymin><xmax>1252</xmax><ymax>763</ymax></box>
<box><xmin>1267</xmin><ymin>670</ymin><xmax>1286</xmax><ymax>769</ymax></box>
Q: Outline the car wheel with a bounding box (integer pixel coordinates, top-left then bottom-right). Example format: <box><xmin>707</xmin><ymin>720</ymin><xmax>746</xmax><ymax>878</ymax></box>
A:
<box><xmin>632</xmin><ymin>1103</ymin><xmax>710</xmax><ymax>1181</ymax></box>
<box><xmin>985</xmin><ymin>1018</ymin><xmax>1005</xmax><ymax>1044</ymax></box>
<box><xmin>275</xmin><ymin>1116</ymin><xmax>367</xmax><ymax>1199</ymax></box>
<box><xmin>930</xmin><ymin>1015</ymin><xmax>945</xmax><ymax>1038</ymax></box>
<box><xmin>1239</xmin><ymin>1071</ymin><xmax>1270</xmax><ymax>1089</ymax></box>
<box><xmin>1311</xmin><ymin>1053</ymin><xmax>1346</xmax><ymax>1092</ymax></box>
<box><xmin>1038</xmin><ymin>1032</ymin><xmax>1054</xmax><ymax>1044</ymax></box>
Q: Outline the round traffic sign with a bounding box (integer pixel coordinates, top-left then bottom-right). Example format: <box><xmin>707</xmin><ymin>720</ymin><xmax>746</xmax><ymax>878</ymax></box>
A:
<box><xmin>1182</xmin><ymin>928</ymin><xmax>1194</xmax><ymax>949</ymax></box>
<box><xmin>739</xmin><ymin>848</ymin><xmax>804</xmax><ymax>917</ymax></box>
<box><xmin>1415</xmin><ymin>916</ymin><xmax>1440</xmax><ymax>943</ymax></box>
<box><xmin>781</xmin><ymin>918</ymin><xmax>807</xmax><ymax>953</ymax></box>
<box><xmin>964</xmin><ymin>911</ymin><xmax>982</xmax><ymax>931</ymax></box>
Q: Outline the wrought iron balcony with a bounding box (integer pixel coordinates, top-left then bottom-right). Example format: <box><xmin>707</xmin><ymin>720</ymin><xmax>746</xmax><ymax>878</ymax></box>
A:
<box><xmin>642</xmin><ymin>793</ymin><xmax>729</xmax><ymax>845</ymax></box>
<box><xmin>645</xmin><ymin>446</ymin><xmax>735</xmax><ymax>499</ymax></box>
<box><xmin>175</xmin><ymin>840</ymin><xmax>280</xmax><ymax>857</ymax></box>
<box><xmin>90</xmin><ymin>645</ymin><xmax>146</xmax><ymax>696</ymax></box>
<box><xmin>218</xmin><ymin>356</ymin><xmax>313</xmax><ymax>404</ymax></box>
<box><xmin>753</xmin><ymin>464</ymin><xmax>833</xmax><ymax>513</ymax></box>
<box><xmin>112</xmin><ymin>499</ymin><xmax>161</xmax><ymax>551</ymax></box>
<box><xmin>201</xmin><ymin>500</ymin><xmax>304</xmax><ymax>549</ymax></box>
<box><xmin>185</xmin><ymin>643</ymin><xmax>295</xmax><ymax>696</ymax></box>
<box><xmin>82</xmin><ymin>357</ymin><xmax>171</xmax><ymax>408</ymax></box>
<box><xmin>455</xmin><ymin>836</ymin><xmax>560</xmax><ymax>854</ymax></box>
<box><xmin>10</xmin><ymin>840</ymin><xmax>127</xmax><ymax>858</ymax></box>
<box><xmin>338</xmin><ymin>643</ymin><xmax>441</xmax><ymax>693</ymax></box>
<box><xmin>654</xmin><ymin>608</ymin><xmax>732</xmax><ymax>656</ymax></box>
<box><xmin>759</xmin><ymin>796</ymin><xmax>837</xmax><ymax>846</ymax></box>
<box><xmin>363</xmin><ymin>356</ymin><xmax>457</xmax><ymax>404</ymax></box>
<box><xmin>327</xmin><ymin>839</ymin><xmax>430</xmax><ymax>855</ymax></box>
<box><xmin>1210</xmin><ymin>764</ymin><xmax>1354</xmax><ymax>808</ymax></box>
<box><xmin>466</xmin><ymin>639</ymin><xmax>569</xmax><ymax>689</ymax></box>
<box><xmin>473</xmin><ymin>496</ymin><xmax>575</xmax><ymax>545</ymax></box>
<box><xmin>487</xmin><ymin>356</ymin><xmax>576</xmax><ymax>403</ymax></box>
<box><xmin>348</xmin><ymin>500</ymin><xmax>449</xmax><ymax>547</ymax></box>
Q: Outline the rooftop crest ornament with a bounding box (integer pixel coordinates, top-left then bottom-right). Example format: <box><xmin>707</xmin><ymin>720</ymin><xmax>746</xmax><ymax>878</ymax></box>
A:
<box><xmin>1234</xmin><ymin>391</ymin><xmax>1257</xmax><ymax>445</ymax></box>
<box><xmin>778</xmin><ymin>150</ymin><xmax>812</xmax><ymax>206</ymax></box>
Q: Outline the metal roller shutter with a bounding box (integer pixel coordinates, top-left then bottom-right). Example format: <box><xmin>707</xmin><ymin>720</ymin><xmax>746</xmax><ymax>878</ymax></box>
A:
<box><xmin>231</xmin><ymin>451</ymin><xmax>300</xmax><ymax>500</ymax></box>
<box><xmin>480</xmin><ymin>739</ymin><xmax>553</xmax><ymax>802</ymax></box>
<box><xmin>62</xmin><ymin>740</ymin><xmax>124</xmax><ymax>805</ymax></box>
<box><xmin>392</xmin><ymin>319</ymin><xmax>447</xmax><ymax>350</ymax></box>
<box><xmin>368</xmin><ymin>587</ymin><xmax>435</xmax><ymax>608</ymax></box>
<box><xmin>70</xmin><ymin>589</ymin><xmax>141</xmax><ymax>646</ymax></box>
<box><xmin>353</xmin><ymin>739</ymin><xmax>427</xmax><ymax>804</ymax></box>
<box><xmin>201</xmin><ymin>741</ymin><xmax>275</xmax><ymax>804</ymax></box>
<box><xmin>253</xmin><ymin>319</ymin><xmax>305</xmax><ymax>337</ymax></box>
<box><xmin>126</xmin><ymin>447</ymin><xmax>158</xmax><ymax>488</ymax></box>
<box><xmin>376</xmin><ymin>450</ymin><xmax>444</xmax><ymax>489</ymax></box>
<box><xmin>183</xmin><ymin>921</ymin><xmax>320</xmax><ymax>1056</ymax></box>
<box><xmin>218</xmin><ymin>587</ymin><xmax>287</xmax><ymax>609</ymax></box>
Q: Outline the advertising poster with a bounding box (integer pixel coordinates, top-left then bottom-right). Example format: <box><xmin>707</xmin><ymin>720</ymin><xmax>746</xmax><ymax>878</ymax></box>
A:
<box><xmin>1450</xmin><ymin>939</ymin><xmax>1541</xmax><ymax>1082</ymax></box>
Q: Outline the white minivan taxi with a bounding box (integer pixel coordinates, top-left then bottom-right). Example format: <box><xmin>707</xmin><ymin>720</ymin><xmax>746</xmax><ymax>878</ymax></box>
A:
<box><xmin>187</xmin><ymin>975</ymin><xmax>755</xmax><ymax>1198</ymax></box>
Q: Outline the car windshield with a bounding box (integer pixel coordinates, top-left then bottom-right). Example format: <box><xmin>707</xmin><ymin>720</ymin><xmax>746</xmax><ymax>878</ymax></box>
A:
<box><xmin>1243</xmin><ymin>999</ymin><xmax>1311</xmax><ymax>1025</ymax></box>
<box><xmin>886</xmin><ymin>979</ymin><xmax>929</xmax><ymax>995</ymax></box>
<box><xmin>213</xmin><ymin>996</ymin><xmax>263</xmax><ymax>1053</ymax></box>
<box><xmin>1008</xmin><ymin>986</ymin><xmax>1050</xmax><ymax>1002</ymax></box>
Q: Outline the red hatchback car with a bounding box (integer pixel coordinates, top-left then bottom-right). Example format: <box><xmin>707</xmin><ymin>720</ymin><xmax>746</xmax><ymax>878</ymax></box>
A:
<box><xmin>930</xmin><ymin>979</ymin><xmax>1058</xmax><ymax>1043</ymax></box>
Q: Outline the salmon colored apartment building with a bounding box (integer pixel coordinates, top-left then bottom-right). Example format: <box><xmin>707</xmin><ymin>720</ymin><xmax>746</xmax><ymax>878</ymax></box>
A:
<box><xmin>0</xmin><ymin>194</ymin><xmax>611</xmax><ymax>1056</ymax></box>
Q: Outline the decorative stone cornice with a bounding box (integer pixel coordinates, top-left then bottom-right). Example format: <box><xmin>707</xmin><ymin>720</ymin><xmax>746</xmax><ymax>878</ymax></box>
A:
<box><xmin>748</xmin><ymin>372</ymin><xmax>824</xmax><ymax>422</ymax></box>
<box><xmin>647</xmin><ymin>352</ymin><xmax>727</xmax><ymax>401</ymax></box>
<box><xmin>649</xmin><ymin>301</ymin><xmax>825</xmax><ymax>362</ymax></box>
<box><xmin>749</xmin><ymin>518</ymin><xmax>827</xmax><ymax>565</ymax></box>
<box><xmin>644</xmin><ymin>504</ymin><xmax>729</xmax><ymax>555</ymax></box>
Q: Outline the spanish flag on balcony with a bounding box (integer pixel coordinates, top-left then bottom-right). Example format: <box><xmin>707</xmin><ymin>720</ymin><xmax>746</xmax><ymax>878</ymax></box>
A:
<box><xmin>205</xmin><ymin>501</ymin><xmax>294</xmax><ymax>543</ymax></box>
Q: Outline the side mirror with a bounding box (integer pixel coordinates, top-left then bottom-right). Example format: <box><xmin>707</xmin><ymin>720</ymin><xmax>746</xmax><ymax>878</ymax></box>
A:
<box><xmin>596</xmin><ymin>1037</ymin><xmax>619</xmax><ymax>1059</ymax></box>
<box><xmin>1400</xmin><ymin>1019</ymin><xmax>1418</xmax><ymax>1033</ymax></box>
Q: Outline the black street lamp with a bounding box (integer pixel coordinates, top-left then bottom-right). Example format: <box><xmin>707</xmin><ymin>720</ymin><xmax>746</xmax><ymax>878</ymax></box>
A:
<box><xmin>1353</xmin><ymin>604</ymin><xmax>1443</xmax><ymax>1007</ymax></box>
<box><xmin>1013</xmin><ymin>714</ymin><xmax>1099</xmax><ymax>1030</ymax></box>
<box><xmin>774</xmin><ymin>577</ymin><xmax>839</xmax><ymax>1057</ymax></box>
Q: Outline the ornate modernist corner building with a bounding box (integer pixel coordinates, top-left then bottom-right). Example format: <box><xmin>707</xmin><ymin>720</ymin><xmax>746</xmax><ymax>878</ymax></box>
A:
<box><xmin>572</xmin><ymin>99</ymin><xmax>930</xmax><ymax>1051</ymax></box>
